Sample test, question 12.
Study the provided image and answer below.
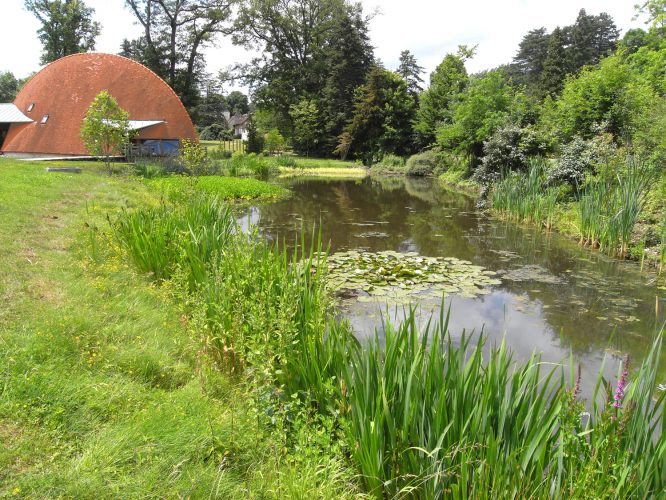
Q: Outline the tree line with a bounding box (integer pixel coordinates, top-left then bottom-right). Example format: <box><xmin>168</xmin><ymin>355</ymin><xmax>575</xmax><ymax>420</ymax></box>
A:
<box><xmin>4</xmin><ymin>0</ymin><xmax>666</xmax><ymax>179</ymax></box>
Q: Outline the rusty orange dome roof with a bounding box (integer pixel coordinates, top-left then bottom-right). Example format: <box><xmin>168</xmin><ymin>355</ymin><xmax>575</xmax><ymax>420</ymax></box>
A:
<box><xmin>2</xmin><ymin>52</ymin><xmax>196</xmax><ymax>155</ymax></box>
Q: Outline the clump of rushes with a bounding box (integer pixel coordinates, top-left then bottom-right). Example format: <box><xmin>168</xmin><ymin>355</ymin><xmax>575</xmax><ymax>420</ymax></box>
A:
<box><xmin>107</xmin><ymin>194</ymin><xmax>665</xmax><ymax>498</ymax></box>
<box><xmin>578</xmin><ymin>156</ymin><xmax>652</xmax><ymax>258</ymax></box>
<box><xmin>491</xmin><ymin>159</ymin><xmax>559</xmax><ymax>229</ymax></box>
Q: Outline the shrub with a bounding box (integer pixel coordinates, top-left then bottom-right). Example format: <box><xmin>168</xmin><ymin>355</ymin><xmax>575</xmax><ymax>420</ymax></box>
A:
<box><xmin>370</xmin><ymin>154</ymin><xmax>407</xmax><ymax>174</ymax></box>
<box><xmin>475</xmin><ymin>124</ymin><xmax>547</xmax><ymax>185</ymax></box>
<box><xmin>180</xmin><ymin>139</ymin><xmax>212</xmax><ymax>176</ymax></box>
<box><xmin>199</xmin><ymin>123</ymin><xmax>230</xmax><ymax>141</ymax></box>
<box><xmin>406</xmin><ymin>150</ymin><xmax>439</xmax><ymax>176</ymax></box>
<box><xmin>265</xmin><ymin>128</ymin><xmax>285</xmax><ymax>155</ymax></box>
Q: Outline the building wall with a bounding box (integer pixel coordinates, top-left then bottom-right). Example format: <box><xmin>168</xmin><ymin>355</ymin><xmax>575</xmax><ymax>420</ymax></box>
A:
<box><xmin>1</xmin><ymin>53</ymin><xmax>196</xmax><ymax>156</ymax></box>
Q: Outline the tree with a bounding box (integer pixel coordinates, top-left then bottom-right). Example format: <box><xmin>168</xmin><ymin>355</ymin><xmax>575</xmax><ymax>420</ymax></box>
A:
<box><xmin>512</xmin><ymin>27</ymin><xmax>550</xmax><ymax>91</ymax></box>
<box><xmin>437</xmin><ymin>69</ymin><xmax>518</xmax><ymax>162</ymax></box>
<box><xmin>25</xmin><ymin>0</ymin><xmax>100</xmax><ymax>64</ymax></box>
<box><xmin>290</xmin><ymin>99</ymin><xmax>319</xmax><ymax>156</ymax></box>
<box><xmin>80</xmin><ymin>91</ymin><xmax>132</xmax><ymax>173</ymax></box>
<box><xmin>336</xmin><ymin>66</ymin><xmax>415</xmax><ymax>165</ymax></box>
<box><xmin>397</xmin><ymin>50</ymin><xmax>425</xmax><ymax>97</ymax></box>
<box><xmin>123</xmin><ymin>0</ymin><xmax>235</xmax><ymax>110</ymax></box>
<box><xmin>570</xmin><ymin>9</ymin><xmax>619</xmax><ymax>71</ymax></box>
<box><xmin>226</xmin><ymin>90</ymin><xmax>249</xmax><ymax>115</ymax></box>
<box><xmin>635</xmin><ymin>0</ymin><xmax>666</xmax><ymax>31</ymax></box>
<box><xmin>234</xmin><ymin>0</ymin><xmax>373</xmax><ymax>156</ymax></box>
<box><xmin>414</xmin><ymin>48</ymin><xmax>470</xmax><ymax>146</ymax></box>
<box><xmin>539</xmin><ymin>27</ymin><xmax>570</xmax><ymax>97</ymax></box>
<box><xmin>264</xmin><ymin>128</ymin><xmax>285</xmax><ymax>155</ymax></box>
<box><xmin>0</xmin><ymin>72</ymin><xmax>19</xmax><ymax>102</ymax></box>
<box><xmin>245</xmin><ymin>119</ymin><xmax>263</xmax><ymax>153</ymax></box>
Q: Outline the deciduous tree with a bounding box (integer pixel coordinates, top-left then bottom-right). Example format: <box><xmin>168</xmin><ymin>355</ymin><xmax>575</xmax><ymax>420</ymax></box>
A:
<box><xmin>80</xmin><ymin>91</ymin><xmax>132</xmax><ymax>173</ymax></box>
<box><xmin>123</xmin><ymin>0</ymin><xmax>235</xmax><ymax>110</ymax></box>
<box><xmin>25</xmin><ymin>0</ymin><xmax>100</xmax><ymax>64</ymax></box>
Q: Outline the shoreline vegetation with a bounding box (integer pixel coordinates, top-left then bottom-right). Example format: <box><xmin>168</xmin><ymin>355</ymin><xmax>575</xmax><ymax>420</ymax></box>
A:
<box><xmin>1</xmin><ymin>158</ymin><xmax>665</xmax><ymax>497</ymax></box>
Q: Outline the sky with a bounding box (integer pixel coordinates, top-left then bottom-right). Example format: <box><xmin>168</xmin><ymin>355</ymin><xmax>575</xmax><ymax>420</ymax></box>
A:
<box><xmin>0</xmin><ymin>0</ymin><xmax>647</xmax><ymax>92</ymax></box>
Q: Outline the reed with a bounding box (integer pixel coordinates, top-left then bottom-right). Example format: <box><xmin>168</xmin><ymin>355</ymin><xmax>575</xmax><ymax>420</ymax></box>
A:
<box><xmin>578</xmin><ymin>157</ymin><xmax>652</xmax><ymax>258</ymax></box>
<box><xmin>491</xmin><ymin>159</ymin><xmax>558</xmax><ymax>229</ymax></box>
<box><xmin>109</xmin><ymin>194</ymin><xmax>665</xmax><ymax>498</ymax></box>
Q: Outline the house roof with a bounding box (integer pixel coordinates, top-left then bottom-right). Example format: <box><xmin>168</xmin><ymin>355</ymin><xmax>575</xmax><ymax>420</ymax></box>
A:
<box><xmin>0</xmin><ymin>104</ymin><xmax>33</xmax><ymax>123</ymax></box>
<box><xmin>1</xmin><ymin>53</ymin><xmax>196</xmax><ymax>155</ymax></box>
<box><xmin>228</xmin><ymin>113</ymin><xmax>250</xmax><ymax>127</ymax></box>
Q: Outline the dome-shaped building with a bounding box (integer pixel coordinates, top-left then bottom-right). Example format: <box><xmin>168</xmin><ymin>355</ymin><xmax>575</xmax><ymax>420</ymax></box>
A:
<box><xmin>0</xmin><ymin>53</ymin><xmax>196</xmax><ymax>157</ymax></box>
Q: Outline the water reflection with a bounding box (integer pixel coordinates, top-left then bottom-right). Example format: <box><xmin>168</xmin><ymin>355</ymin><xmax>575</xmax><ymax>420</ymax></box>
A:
<box><xmin>237</xmin><ymin>176</ymin><xmax>665</xmax><ymax>391</ymax></box>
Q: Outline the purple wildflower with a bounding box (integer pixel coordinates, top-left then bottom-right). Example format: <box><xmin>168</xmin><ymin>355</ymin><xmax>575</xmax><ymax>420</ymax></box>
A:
<box><xmin>613</xmin><ymin>356</ymin><xmax>629</xmax><ymax>409</ymax></box>
<box><xmin>573</xmin><ymin>364</ymin><xmax>582</xmax><ymax>400</ymax></box>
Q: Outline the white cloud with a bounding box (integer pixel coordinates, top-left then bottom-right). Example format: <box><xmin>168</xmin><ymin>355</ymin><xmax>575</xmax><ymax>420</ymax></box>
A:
<box><xmin>0</xmin><ymin>0</ymin><xmax>646</xmax><ymax>87</ymax></box>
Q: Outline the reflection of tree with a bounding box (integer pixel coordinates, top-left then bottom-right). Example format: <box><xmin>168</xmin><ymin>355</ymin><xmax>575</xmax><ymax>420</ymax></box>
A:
<box><xmin>253</xmin><ymin>176</ymin><xmax>665</xmax><ymax>381</ymax></box>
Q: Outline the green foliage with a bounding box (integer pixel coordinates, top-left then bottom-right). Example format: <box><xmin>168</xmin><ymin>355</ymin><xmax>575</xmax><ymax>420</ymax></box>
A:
<box><xmin>0</xmin><ymin>71</ymin><xmax>19</xmax><ymax>102</ymax></box>
<box><xmin>553</xmin><ymin>55</ymin><xmax>658</xmax><ymax>142</ymax></box>
<box><xmin>369</xmin><ymin>154</ymin><xmax>407</xmax><ymax>174</ymax></box>
<box><xmin>148</xmin><ymin>174</ymin><xmax>286</xmax><ymax>201</ymax></box>
<box><xmin>336</xmin><ymin>66</ymin><xmax>415</xmax><ymax>165</ymax></box>
<box><xmin>578</xmin><ymin>157</ymin><xmax>653</xmax><ymax>257</ymax></box>
<box><xmin>179</xmin><ymin>139</ymin><xmax>211</xmax><ymax>176</ymax></box>
<box><xmin>265</xmin><ymin>128</ymin><xmax>285</xmax><ymax>155</ymax></box>
<box><xmin>25</xmin><ymin>0</ymin><xmax>101</xmax><ymax>64</ymax></box>
<box><xmin>436</xmin><ymin>69</ymin><xmax>519</xmax><ymax>162</ymax></box>
<box><xmin>548</xmin><ymin>134</ymin><xmax>619</xmax><ymax>188</ymax></box>
<box><xmin>198</xmin><ymin>123</ymin><xmax>232</xmax><ymax>141</ymax></box>
<box><xmin>289</xmin><ymin>99</ymin><xmax>319</xmax><ymax>156</ymax></box>
<box><xmin>235</xmin><ymin>0</ymin><xmax>373</xmax><ymax>157</ymax></box>
<box><xmin>414</xmin><ymin>51</ymin><xmax>469</xmax><ymax>146</ymax></box>
<box><xmin>406</xmin><ymin>150</ymin><xmax>439</xmax><ymax>176</ymax></box>
<box><xmin>80</xmin><ymin>90</ymin><xmax>131</xmax><ymax>173</ymax></box>
<box><xmin>396</xmin><ymin>49</ymin><xmax>425</xmax><ymax>96</ymax></box>
<box><xmin>475</xmin><ymin>124</ymin><xmax>547</xmax><ymax>185</ymax></box>
<box><xmin>122</xmin><ymin>1</ymin><xmax>234</xmax><ymax>110</ymax></box>
<box><xmin>491</xmin><ymin>159</ymin><xmax>559</xmax><ymax>229</ymax></box>
<box><xmin>245</xmin><ymin>120</ymin><xmax>264</xmax><ymax>154</ymax></box>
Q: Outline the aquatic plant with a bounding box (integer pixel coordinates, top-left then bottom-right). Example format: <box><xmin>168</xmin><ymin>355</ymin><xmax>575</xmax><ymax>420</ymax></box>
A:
<box><xmin>578</xmin><ymin>156</ymin><xmax>652</xmax><ymax>257</ymax></box>
<box><xmin>491</xmin><ymin>158</ymin><xmax>558</xmax><ymax>228</ymax></box>
<box><xmin>325</xmin><ymin>250</ymin><xmax>501</xmax><ymax>303</ymax></box>
<box><xmin>108</xmin><ymin>194</ymin><xmax>666</xmax><ymax>499</ymax></box>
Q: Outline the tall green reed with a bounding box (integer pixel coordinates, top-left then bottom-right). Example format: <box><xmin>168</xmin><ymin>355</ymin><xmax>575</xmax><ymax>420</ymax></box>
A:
<box><xmin>578</xmin><ymin>156</ymin><xmax>652</xmax><ymax>258</ymax></box>
<box><xmin>107</xmin><ymin>193</ymin><xmax>665</xmax><ymax>498</ymax></box>
<box><xmin>491</xmin><ymin>159</ymin><xmax>558</xmax><ymax>229</ymax></box>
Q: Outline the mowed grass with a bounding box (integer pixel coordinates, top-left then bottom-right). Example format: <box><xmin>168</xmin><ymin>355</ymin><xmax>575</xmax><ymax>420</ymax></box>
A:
<box><xmin>147</xmin><ymin>175</ymin><xmax>288</xmax><ymax>200</ymax></box>
<box><xmin>0</xmin><ymin>158</ymin><xmax>331</xmax><ymax>497</ymax></box>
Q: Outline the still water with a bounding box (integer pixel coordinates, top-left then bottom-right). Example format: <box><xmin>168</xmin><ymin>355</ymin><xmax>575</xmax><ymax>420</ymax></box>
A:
<box><xmin>239</xmin><ymin>176</ymin><xmax>666</xmax><ymax>394</ymax></box>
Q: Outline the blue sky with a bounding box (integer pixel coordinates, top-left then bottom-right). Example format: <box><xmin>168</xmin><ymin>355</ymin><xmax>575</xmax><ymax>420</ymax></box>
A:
<box><xmin>1</xmin><ymin>0</ymin><xmax>647</xmax><ymax>90</ymax></box>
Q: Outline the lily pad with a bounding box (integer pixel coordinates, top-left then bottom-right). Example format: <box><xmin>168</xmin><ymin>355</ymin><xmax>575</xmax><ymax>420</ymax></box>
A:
<box><xmin>324</xmin><ymin>250</ymin><xmax>501</xmax><ymax>305</ymax></box>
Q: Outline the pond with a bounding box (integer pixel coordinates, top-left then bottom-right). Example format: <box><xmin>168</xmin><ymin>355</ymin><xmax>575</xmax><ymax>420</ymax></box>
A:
<box><xmin>238</xmin><ymin>176</ymin><xmax>666</xmax><ymax>396</ymax></box>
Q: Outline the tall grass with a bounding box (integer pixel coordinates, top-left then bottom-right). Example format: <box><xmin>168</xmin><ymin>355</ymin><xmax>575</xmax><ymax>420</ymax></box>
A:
<box><xmin>109</xmin><ymin>193</ymin><xmax>665</xmax><ymax>498</ymax></box>
<box><xmin>339</xmin><ymin>309</ymin><xmax>665</xmax><ymax>498</ymax></box>
<box><xmin>578</xmin><ymin>157</ymin><xmax>653</xmax><ymax>258</ymax></box>
<box><xmin>491</xmin><ymin>159</ymin><xmax>558</xmax><ymax>229</ymax></box>
<box><xmin>660</xmin><ymin>219</ymin><xmax>666</xmax><ymax>274</ymax></box>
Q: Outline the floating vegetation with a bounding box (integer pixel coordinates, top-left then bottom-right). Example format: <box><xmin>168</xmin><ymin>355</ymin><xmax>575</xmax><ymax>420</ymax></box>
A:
<box><xmin>326</xmin><ymin>250</ymin><xmax>501</xmax><ymax>303</ymax></box>
<box><xmin>500</xmin><ymin>264</ymin><xmax>566</xmax><ymax>285</ymax></box>
<box><xmin>356</xmin><ymin>231</ymin><xmax>389</xmax><ymax>238</ymax></box>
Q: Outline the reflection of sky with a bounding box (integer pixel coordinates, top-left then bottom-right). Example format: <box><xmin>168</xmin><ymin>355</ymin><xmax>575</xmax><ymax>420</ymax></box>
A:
<box><xmin>344</xmin><ymin>291</ymin><xmax>623</xmax><ymax>401</ymax></box>
<box><xmin>238</xmin><ymin>177</ymin><xmax>664</xmax><ymax>396</ymax></box>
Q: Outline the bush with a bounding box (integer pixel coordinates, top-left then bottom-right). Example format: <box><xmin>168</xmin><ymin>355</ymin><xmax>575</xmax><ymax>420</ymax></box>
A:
<box><xmin>475</xmin><ymin>124</ymin><xmax>547</xmax><ymax>185</ymax></box>
<box><xmin>406</xmin><ymin>150</ymin><xmax>439</xmax><ymax>176</ymax></box>
<box><xmin>265</xmin><ymin>128</ymin><xmax>286</xmax><ymax>155</ymax></box>
<box><xmin>199</xmin><ymin>123</ymin><xmax>231</xmax><ymax>141</ymax></box>
<box><xmin>370</xmin><ymin>154</ymin><xmax>407</xmax><ymax>174</ymax></box>
<box><xmin>180</xmin><ymin>140</ymin><xmax>212</xmax><ymax>176</ymax></box>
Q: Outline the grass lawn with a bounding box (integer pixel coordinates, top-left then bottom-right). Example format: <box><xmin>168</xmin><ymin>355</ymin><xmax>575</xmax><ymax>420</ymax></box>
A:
<box><xmin>0</xmin><ymin>158</ymin><xmax>338</xmax><ymax>497</ymax></box>
<box><xmin>147</xmin><ymin>175</ymin><xmax>289</xmax><ymax>200</ymax></box>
